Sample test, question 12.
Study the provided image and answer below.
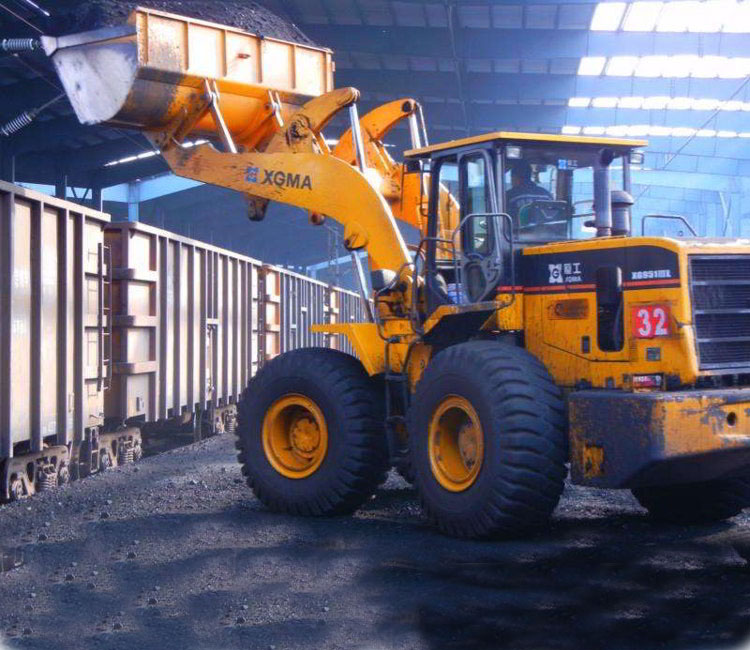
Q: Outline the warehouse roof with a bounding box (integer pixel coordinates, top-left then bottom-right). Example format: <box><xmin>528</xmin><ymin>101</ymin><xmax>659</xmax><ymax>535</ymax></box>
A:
<box><xmin>0</xmin><ymin>0</ymin><xmax>749</xmax><ymax>189</ymax></box>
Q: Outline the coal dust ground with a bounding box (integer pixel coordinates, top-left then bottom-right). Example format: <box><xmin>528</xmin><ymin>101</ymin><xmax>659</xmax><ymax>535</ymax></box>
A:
<box><xmin>0</xmin><ymin>434</ymin><xmax>749</xmax><ymax>650</ymax></box>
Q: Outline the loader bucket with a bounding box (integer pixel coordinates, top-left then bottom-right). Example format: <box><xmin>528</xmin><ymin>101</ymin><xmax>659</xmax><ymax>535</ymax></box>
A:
<box><xmin>44</xmin><ymin>7</ymin><xmax>334</xmax><ymax>149</ymax></box>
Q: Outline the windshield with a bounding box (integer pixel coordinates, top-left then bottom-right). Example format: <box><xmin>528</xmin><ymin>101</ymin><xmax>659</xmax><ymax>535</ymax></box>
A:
<box><xmin>503</xmin><ymin>145</ymin><xmax>628</xmax><ymax>245</ymax></box>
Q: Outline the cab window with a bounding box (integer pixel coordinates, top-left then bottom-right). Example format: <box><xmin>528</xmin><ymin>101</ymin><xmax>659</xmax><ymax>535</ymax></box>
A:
<box><xmin>503</xmin><ymin>146</ymin><xmax>627</xmax><ymax>245</ymax></box>
<box><xmin>461</xmin><ymin>153</ymin><xmax>494</xmax><ymax>255</ymax></box>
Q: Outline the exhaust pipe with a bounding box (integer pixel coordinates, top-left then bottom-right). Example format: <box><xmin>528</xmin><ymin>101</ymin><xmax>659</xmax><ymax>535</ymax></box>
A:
<box><xmin>593</xmin><ymin>148</ymin><xmax>616</xmax><ymax>237</ymax></box>
<box><xmin>611</xmin><ymin>190</ymin><xmax>635</xmax><ymax>237</ymax></box>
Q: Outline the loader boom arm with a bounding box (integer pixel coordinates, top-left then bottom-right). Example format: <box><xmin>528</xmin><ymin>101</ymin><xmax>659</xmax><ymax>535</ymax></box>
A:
<box><xmin>334</xmin><ymin>100</ymin><xmax>460</xmax><ymax>242</ymax></box>
<box><xmin>156</xmin><ymin>100</ymin><xmax>412</xmax><ymax>273</ymax></box>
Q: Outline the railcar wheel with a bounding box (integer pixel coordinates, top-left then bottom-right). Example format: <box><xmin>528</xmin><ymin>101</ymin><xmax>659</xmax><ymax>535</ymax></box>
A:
<box><xmin>236</xmin><ymin>348</ymin><xmax>388</xmax><ymax>516</ymax></box>
<box><xmin>57</xmin><ymin>463</ymin><xmax>70</xmax><ymax>487</ymax></box>
<box><xmin>9</xmin><ymin>477</ymin><xmax>24</xmax><ymax>501</ymax></box>
<box><xmin>409</xmin><ymin>341</ymin><xmax>567</xmax><ymax>538</ymax></box>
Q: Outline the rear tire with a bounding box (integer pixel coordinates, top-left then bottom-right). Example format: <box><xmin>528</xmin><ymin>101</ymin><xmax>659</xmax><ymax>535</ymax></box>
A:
<box><xmin>409</xmin><ymin>341</ymin><xmax>567</xmax><ymax>538</ymax></box>
<box><xmin>632</xmin><ymin>478</ymin><xmax>750</xmax><ymax>524</ymax></box>
<box><xmin>236</xmin><ymin>348</ymin><xmax>388</xmax><ymax>516</ymax></box>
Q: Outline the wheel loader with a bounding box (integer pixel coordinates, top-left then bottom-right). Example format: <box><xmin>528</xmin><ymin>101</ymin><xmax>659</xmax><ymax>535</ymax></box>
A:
<box><xmin>45</xmin><ymin>7</ymin><xmax>750</xmax><ymax>537</ymax></box>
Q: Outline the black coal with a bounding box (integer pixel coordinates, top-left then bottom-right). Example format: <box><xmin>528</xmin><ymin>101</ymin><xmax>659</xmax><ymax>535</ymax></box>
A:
<box><xmin>46</xmin><ymin>0</ymin><xmax>314</xmax><ymax>45</ymax></box>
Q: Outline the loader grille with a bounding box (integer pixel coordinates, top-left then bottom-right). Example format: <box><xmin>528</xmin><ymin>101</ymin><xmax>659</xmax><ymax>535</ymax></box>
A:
<box><xmin>690</xmin><ymin>255</ymin><xmax>750</xmax><ymax>370</ymax></box>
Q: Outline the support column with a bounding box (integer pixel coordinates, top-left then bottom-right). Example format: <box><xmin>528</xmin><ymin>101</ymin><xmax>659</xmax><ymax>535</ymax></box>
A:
<box><xmin>91</xmin><ymin>185</ymin><xmax>103</xmax><ymax>211</ymax></box>
<box><xmin>0</xmin><ymin>142</ymin><xmax>15</xmax><ymax>182</ymax></box>
<box><xmin>55</xmin><ymin>171</ymin><xmax>67</xmax><ymax>200</ymax></box>
<box><xmin>127</xmin><ymin>181</ymin><xmax>140</xmax><ymax>222</ymax></box>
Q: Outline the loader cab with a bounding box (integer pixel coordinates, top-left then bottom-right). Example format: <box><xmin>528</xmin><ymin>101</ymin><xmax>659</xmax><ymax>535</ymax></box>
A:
<box><xmin>404</xmin><ymin>132</ymin><xmax>645</xmax><ymax>314</ymax></box>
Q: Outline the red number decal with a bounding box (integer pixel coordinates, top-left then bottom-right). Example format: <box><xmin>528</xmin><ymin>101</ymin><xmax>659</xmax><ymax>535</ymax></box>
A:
<box><xmin>631</xmin><ymin>304</ymin><xmax>671</xmax><ymax>339</ymax></box>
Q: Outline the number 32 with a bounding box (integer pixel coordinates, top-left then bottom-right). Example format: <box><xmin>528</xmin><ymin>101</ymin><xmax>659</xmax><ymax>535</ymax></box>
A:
<box><xmin>633</xmin><ymin>305</ymin><xmax>670</xmax><ymax>338</ymax></box>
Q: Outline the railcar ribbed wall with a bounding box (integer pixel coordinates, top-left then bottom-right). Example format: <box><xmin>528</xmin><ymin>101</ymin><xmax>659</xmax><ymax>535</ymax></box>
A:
<box><xmin>104</xmin><ymin>221</ymin><xmax>367</xmax><ymax>427</ymax></box>
<box><xmin>0</xmin><ymin>180</ymin><xmax>110</xmax><ymax>460</ymax></box>
<box><xmin>0</xmin><ymin>182</ymin><xmax>368</xmax><ymax>489</ymax></box>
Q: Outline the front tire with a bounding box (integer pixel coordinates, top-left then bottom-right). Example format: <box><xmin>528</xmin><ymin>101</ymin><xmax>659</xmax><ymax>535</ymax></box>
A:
<box><xmin>632</xmin><ymin>478</ymin><xmax>750</xmax><ymax>524</ymax></box>
<box><xmin>236</xmin><ymin>348</ymin><xmax>388</xmax><ymax>516</ymax></box>
<box><xmin>409</xmin><ymin>341</ymin><xmax>567</xmax><ymax>538</ymax></box>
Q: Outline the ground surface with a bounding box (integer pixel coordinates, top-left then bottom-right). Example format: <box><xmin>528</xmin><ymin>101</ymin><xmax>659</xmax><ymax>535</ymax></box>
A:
<box><xmin>0</xmin><ymin>434</ymin><xmax>749</xmax><ymax>650</ymax></box>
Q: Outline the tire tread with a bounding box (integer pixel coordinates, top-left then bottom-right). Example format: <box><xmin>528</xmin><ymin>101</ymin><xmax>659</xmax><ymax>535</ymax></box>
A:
<box><xmin>235</xmin><ymin>347</ymin><xmax>387</xmax><ymax>516</ymax></box>
<box><xmin>408</xmin><ymin>340</ymin><xmax>567</xmax><ymax>538</ymax></box>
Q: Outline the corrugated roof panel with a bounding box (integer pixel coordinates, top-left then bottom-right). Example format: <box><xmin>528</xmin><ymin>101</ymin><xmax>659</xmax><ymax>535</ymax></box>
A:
<box><xmin>521</xmin><ymin>59</ymin><xmax>549</xmax><ymax>74</ymax></box>
<box><xmin>350</xmin><ymin>51</ymin><xmax>381</xmax><ymax>69</ymax></box>
<box><xmin>549</xmin><ymin>58</ymin><xmax>579</xmax><ymax>75</ymax></box>
<box><xmin>494</xmin><ymin>59</ymin><xmax>521</xmax><ymax>74</ymax></box>
<box><xmin>424</xmin><ymin>3</ymin><xmax>448</xmax><ymax>27</ymax></box>
<box><xmin>296</xmin><ymin>0</ymin><xmax>330</xmax><ymax>24</ymax></box>
<box><xmin>437</xmin><ymin>58</ymin><xmax>457</xmax><ymax>73</ymax></box>
<box><xmin>326</xmin><ymin>0</ymin><xmax>363</xmax><ymax>25</ymax></box>
<box><xmin>381</xmin><ymin>53</ymin><xmax>409</xmax><ymax>70</ymax></box>
<box><xmin>558</xmin><ymin>4</ymin><xmax>594</xmax><ymax>30</ymax></box>
<box><xmin>334</xmin><ymin>51</ymin><xmax>353</xmax><ymax>69</ymax></box>
<box><xmin>491</xmin><ymin>4</ymin><xmax>523</xmax><ymax>28</ymax></box>
<box><xmin>458</xmin><ymin>5</ymin><xmax>490</xmax><ymax>28</ymax></box>
<box><xmin>525</xmin><ymin>4</ymin><xmax>558</xmax><ymax>29</ymax></box>
<box><xmin>466</xmin><ymin>59</ymin><xmax>492</xmax><ymax>73</ymax></box>
<box><xmin>358</xmin><ymin>0</ymin><xmax>393</xmax><ymax>26</ymax></box>
<box><xmin>409</xmin><ymin>56</ymin><xmax>438</xmax><ymax>71</ymax></box>
<box><xmin>392</xmin><ymin>1</ymin><xmax>426</xmax><ymax>26</ymax></box>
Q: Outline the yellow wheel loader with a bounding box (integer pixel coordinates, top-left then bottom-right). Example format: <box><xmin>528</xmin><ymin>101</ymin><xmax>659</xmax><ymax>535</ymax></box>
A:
<box><xmin>48</xmin><ymin>8</ymin><xmax>750</xmax><ymax>537</ymax></box>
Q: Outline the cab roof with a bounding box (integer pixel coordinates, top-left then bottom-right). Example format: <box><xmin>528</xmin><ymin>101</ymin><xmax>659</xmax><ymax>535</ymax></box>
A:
<box><xmin>404</xmin><ymin>131</ymin><xmax>648</xmax><ymax>159</ymax></box>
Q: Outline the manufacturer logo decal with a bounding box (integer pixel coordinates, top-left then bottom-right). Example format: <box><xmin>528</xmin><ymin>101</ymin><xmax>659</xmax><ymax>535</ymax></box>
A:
<box><xmin>549</xmin><ymin>262</ymin><xmax>582</xmax><ymax>284</ymax></box>
<box><xmin>245</xmin><ymin>166</ymin><xmax>259</xmax><ymax>183</ymax></box>
<box><xmin>245</xmin><ymin>166</ymin><xmax>312</xmax><ymax>190</ymax></box>
<box><xmin>548</xmin><ymin>264</ymin><xmax>563</xmax><ymax>284</ymax></box>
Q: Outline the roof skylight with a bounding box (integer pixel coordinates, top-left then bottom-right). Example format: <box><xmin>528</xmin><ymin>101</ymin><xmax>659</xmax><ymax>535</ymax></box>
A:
<box><xmin>589</xmin><ymin>0</ymin><xmax>750</xmax><ymax>32</ymax></box>
<box><xmin>562</xmin><ymin>125</ymin><xmax>750</xmax><ymax>138</ymax></box>
<box><xmin>568</xmin><ymin>96</ymin><xmax>750</xmax><ymax>111</ymax></box>
<box><xmin>577</xmin><ymin>55</ymin><xmax>750</xmax><ymax>78</ymax></box>
<box><xmin>590</xmin><ymin>2</ymin><xmax>628</xmax><ymax>30</ymax></box>
<box><xmin>578</xmin><ymin>56</ymin><xmax>607</xmax><ymax>75</ymax></box>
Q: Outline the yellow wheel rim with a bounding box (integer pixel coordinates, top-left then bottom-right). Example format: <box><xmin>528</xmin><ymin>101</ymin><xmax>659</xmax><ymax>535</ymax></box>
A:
<box><xmin>262</xmin><ymin>394</ymin><xmax>328</xmax><ymax>479</ymax></box>
<box><xmin>428</xmin><ymin>395</ymin><xmax>484</xmax><ymax>492</ymax></box>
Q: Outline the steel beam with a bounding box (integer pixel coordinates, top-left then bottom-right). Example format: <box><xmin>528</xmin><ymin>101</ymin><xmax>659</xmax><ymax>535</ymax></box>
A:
<box><xmin>305</xmin><ymin>25</ymin><xmax>750</xmax><ymax>59</ymax></box>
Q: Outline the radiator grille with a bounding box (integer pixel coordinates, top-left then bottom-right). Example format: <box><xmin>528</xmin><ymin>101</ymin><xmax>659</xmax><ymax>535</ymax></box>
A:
<box><xmin>690</xmin><ymin>255</ymin><xmax>750</xmax><ymax>370</ymax></box>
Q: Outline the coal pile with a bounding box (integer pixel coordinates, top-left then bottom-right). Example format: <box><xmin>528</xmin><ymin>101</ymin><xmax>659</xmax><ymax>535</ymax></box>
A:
<box><xmin>46</xmin><ymin>0</ymin><xmax>314</xmax><ymax>45</ymax></box>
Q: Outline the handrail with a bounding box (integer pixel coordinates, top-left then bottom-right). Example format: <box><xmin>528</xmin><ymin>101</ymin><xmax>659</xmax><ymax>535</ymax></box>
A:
<box><xmin>641</xmin><ymin>214</ymin><xmax>698</xmax><ymax>237</ymax></box>
<box><xmin>451</xmin><ymin>212</ymin><xmax>516</xmax><ymax>307</ymax></box>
